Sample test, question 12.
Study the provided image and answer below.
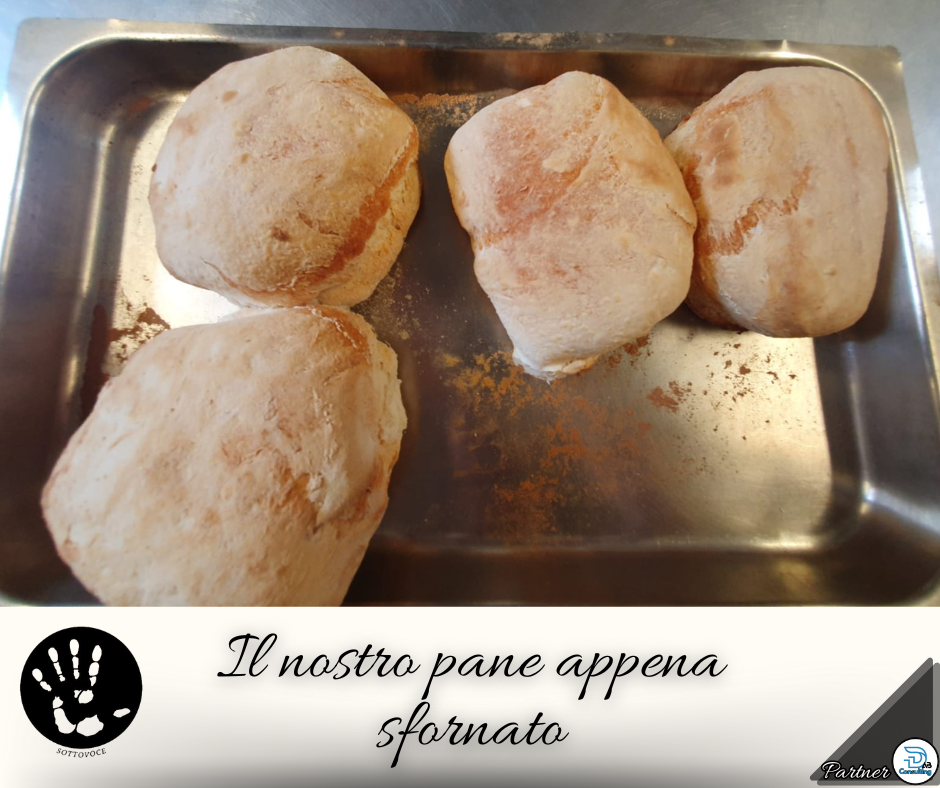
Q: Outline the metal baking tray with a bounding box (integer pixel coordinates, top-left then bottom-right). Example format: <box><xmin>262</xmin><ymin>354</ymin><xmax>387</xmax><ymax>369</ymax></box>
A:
<box><xmin>2</xmin><ymin>20</ymin><xmax>939</xmax><ymax>605</ymax></box>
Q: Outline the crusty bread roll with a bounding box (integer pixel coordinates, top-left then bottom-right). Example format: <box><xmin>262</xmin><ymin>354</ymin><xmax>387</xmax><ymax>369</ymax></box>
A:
<box><xmin>149</xmin><ymin>46</ymin><xmax>420</xmax><ymax>308</ymax></box>
<box><xmin>665</xmin><ymin>66</ymin><xmax>889</xmax><ymax>337</ymax></box>
<box><xmin>42</xmin><ymin>307</ymin><xmax>406</xmax><ymax>606</ymax></box>
<box><xmin>444</xmin><ymin>71</ymin><xmax>696</xmax><ymax>380</ymax></box>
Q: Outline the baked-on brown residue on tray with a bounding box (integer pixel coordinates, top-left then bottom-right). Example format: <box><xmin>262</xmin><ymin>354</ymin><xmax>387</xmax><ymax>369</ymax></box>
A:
<box><xmin>124</xmin><ymin>96</ymin><xmax>154</xmax><ymax>116</ymax></box>
<box><xmin>607</xmin><ymin>334</ymin><xmax>651</xmax><ymax>370</ymax></box>
<box><xmin>391</xmin><ymin>92</ymin><xmax>512</xmax><ymax>152</ymax></box>
<box><xmin>81</xmin><ymin>300</ymin><xmax>170</xmax><ymax>416</ymax></box>
<box><xmin>391</xmin><ymin>92</ymin><xmax>490</xmax><ymax>119</ymax></box>
<box><xmin>647</xmin><ymin>386</ymin><xmax>679</xmax><ymax>413</ymax></box>
<box><xmin>106</xmin><ymin>305</ymin><xmax>170</xmax><ymax>367</ymax></box>
<box><xmin>438</xmin><ymin>350</ymin><xmax>653</xmax><ymax>543</ymax></box>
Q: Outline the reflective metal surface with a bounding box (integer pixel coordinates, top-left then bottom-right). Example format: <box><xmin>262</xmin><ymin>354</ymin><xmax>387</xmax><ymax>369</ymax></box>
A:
<box><xmin>1</xmin><ymin>21</ymin><xmax>938</xmax><ymax>604</ymax></box>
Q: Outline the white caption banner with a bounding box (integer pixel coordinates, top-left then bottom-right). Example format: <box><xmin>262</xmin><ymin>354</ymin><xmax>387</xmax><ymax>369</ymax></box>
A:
<box><xmin>1</xmin><ymin>608</ymin><xmax>937</xmax><ymax>787</ymax></box>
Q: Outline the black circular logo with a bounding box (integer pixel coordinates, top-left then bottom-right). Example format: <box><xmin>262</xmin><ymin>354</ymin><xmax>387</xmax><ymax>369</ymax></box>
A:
<box><xmin>20</xmin><ymin>627</ymin><xmax>142</xmax><ymax>748</ymax></box>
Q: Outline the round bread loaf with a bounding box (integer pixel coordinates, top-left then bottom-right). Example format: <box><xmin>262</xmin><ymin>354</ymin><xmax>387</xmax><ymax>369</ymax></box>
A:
<box><xmin>41</xmin><ymin>307</ymin><xmax>406</xmax><ymax>606</ymax></box>
<box><xmin>664</xmin><ymin>66</ymin><xmax>889</xmax><ymax>337</ymax></box>
<box><xmin>444</xmin><ymin>71</ymin><xmax>696</xmax><ymax>380</ymax></box>
<box><xmin>149</xmin><ymin>46</ymin><xmax>420</xmax><ymax>308</ymax></box>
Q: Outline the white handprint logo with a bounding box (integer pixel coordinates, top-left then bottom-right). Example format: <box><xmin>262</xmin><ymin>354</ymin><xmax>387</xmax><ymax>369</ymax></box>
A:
<box><xmin>31</xmin><ymin>639</ymin><xmax>130</xmax><ymax>737</ymax></box>
<box><xmin>21</xmin><ymin>627</ymin><xmax>142</xmax><ymax>748</ymax></box>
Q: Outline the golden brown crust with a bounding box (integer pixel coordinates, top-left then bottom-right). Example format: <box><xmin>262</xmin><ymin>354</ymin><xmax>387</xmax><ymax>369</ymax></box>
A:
<box><xmin>41</xmin><ymin>307</ymin><xmax>406</xmax><ymax>606</ymax></box>
<box><xmin>665</xmin><ymin>67</ymin><xmax>890</xmax><ymax>337</ymax></box>
<box><xmin>149</xmin><ymin>47</ymin><xmax>420</xmax><ymax>308</ymax></box>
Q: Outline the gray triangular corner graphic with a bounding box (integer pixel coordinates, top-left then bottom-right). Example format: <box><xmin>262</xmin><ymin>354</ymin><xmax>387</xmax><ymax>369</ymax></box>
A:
<box><xmin>811</xmin><ymin>659</ymin><xmax>938</xmax><ymax>784</ymax></box>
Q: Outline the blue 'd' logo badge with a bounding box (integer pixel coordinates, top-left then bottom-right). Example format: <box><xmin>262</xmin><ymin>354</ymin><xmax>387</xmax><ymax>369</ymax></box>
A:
<box><xmin>893</xmin><ymin>739</ymin><xmax>937</xmax><ymax>785</ymax></box>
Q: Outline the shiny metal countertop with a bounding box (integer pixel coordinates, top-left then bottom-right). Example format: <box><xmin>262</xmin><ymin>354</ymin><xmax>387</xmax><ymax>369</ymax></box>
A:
<box><xmin>1</xmin><ymin>0</ymin><xmax>939</xmax><ymax>262</ymax></box>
